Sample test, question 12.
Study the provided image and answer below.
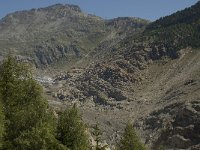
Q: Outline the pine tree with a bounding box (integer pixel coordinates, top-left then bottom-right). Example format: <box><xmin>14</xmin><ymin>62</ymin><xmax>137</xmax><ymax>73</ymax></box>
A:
<box><xmin>117</xmin><ymin>122</ymin><xmax>146</xmax><ymax>150</ymax></box>
<box><xmin>93</xmin><ymin>123</ymin><xmax>108</xmax><ymax>150</ymax></box>
<box><xmin>93</xmin><ymin>123</ymin><xmax>102</xmax><ymax>150</ymax></box>
<box><xmin>0</xmin><ymin>56</ymin><xmax>66</xmax><ymax>150</ymax></box>
<box><xmin>0</xmin><ymin>101</ymin><xmax>4</xmax><ymax>148</ymax></box>
<box><xmin>57</xmin><ymin>105</ymin><xmax>89</xmax><ymax>150</ymax></box>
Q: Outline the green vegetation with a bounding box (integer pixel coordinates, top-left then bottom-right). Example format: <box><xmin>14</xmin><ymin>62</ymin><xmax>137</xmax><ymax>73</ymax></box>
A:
<box><xmin>0</xmin><ymin>2</ymin><xmax>199</xmax><ymax>150</ymax></box>
<box><xmin>57</xmin><ymin>105</ymin><xmax>89</xmax><ymax>150</ymax></box>
<box><xmin>0</xmin><ymin>101</ymin><xmax>4</xmax><ymax>148</ymax></box>
<box><xmin>147</xmin><ymin>2</ymin><xmax>200</xmax><ymax>29</ymax></box>
<box><xmin>117</xmin><ymin>122</ymin><xmax>146</xmax><ymax>150</ymax></box>
<box><xmin>0</xmin><ymin>57</ymin><xmax>90</xmax><ymax>150</ymax></box>
<box><xmin>157</xmin><ymin>145</ymin><xmax>166</xmax><ymax>150</ymax></box>
<box><xmin>144</xmin><ymin>1</ymin><xmax>200</xmax><ymax>50</ymax></box>
<box><xmin>0</xmin><ymin>57</ymin><xmax>65</xmax><ymax>149</ymax></box>
<box><xmin>120</xmin><ymin>1</ymin><xmax>200</xmax><ymax>62</ymax></box>
<box><xmin>93</xmin><ymin>123</ymin><xmax>108</xmax><ymax>150</ymax></box>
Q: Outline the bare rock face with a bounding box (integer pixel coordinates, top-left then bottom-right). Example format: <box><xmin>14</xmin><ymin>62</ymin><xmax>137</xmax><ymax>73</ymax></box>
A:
<box><xmin>169</xmin><ymin>135</ymin><xmax>191</xmax><ymax>149</ymax></box>
<box><xmin>139</xmin><ymin>101</ymin><xmax>200</xmax><ymax>150</ymax></box>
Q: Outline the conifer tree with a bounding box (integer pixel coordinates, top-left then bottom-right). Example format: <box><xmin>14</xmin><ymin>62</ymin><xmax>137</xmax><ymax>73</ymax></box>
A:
<box><xmin>0</xmin><ymin>56</ymin><xmax>66</xmax><ymax>150</ymax></box>
<box><xmin>57</xmin><ymin>105</ymin><xmax>89</xmax><ymax>150</ymax></box>
<box><xmin>117</xmin><ymin>122</ymin><xmax>146</xmax><ymax>150</ymax></box>
<box><xmin>0</xmin><ymin>101</ymin><xmax>4</xmax><ymax>148</ymax></box>
<box><xmin>93</xmin><ymin>123</ymin><xmax>108</xmax><ymax>150</ymax></box>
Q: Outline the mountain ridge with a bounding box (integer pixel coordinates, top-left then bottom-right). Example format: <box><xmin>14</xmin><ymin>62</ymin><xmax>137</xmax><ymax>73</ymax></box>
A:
<box><xmin>0</xmin><ymin>2</ymin><xmax>200</xmax><ymax>150</ymax></box>
<box><xmin>0</xmin><ymin>4</ymin><xmax>149</xmax><ymax>70</ymax></box>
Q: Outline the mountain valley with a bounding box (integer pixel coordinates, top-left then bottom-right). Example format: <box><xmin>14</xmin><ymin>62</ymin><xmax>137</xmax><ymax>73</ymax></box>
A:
<box><xmin>0</xmin><ymin>2</ymin><xmax>200</xmax><ymax>150</ymax></box>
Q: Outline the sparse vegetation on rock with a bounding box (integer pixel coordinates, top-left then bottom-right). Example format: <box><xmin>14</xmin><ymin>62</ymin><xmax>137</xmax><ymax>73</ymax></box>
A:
<box><xmin>0</xmin><ymin>1</ymin><xmax>200</xmax><ymax>150</ymax></box>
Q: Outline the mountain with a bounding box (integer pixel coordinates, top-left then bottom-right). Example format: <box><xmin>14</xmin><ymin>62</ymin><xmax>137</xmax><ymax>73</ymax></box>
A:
<box><xmin>45</xmin><ymin>2</ymin><xmax>200</xmax><ymax>149</ymax></box>
<box><xmin>145</xmin><ymin>1</ymin><xmax>200</xmax><ymax>50</ymax></box>
<box><xmin>0</xmin><ymin>4</ymin><xmax>148</xmax><ymax>70</ymax></box>
<box><xmin>1</xmin><ymin>2</ymin><xmax>200</xmax><ymax>150</ymax></box>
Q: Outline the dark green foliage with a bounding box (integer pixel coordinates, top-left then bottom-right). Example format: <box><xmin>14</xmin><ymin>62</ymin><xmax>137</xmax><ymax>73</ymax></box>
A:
<box><xmin>57</xmin><ymin>105</ymin><xmax>89</xmax><ymax>150</ymax></box>
<box><xmin>0</xmin><ymin>56</ymin><xmax>65</xmax><ymax>149</ymax></box>
<box><xmin>0</xmin><ymin>101</ymin><xmax>4</xmax><ymax>148</ymax></box>
<box><xmin>117</xmin><ymin>1</ymin><xmax>200</xmax><ymax>62</ymax></box>
<box><xmin>13</xmin><ymin>124</ymin><xmax>67</xmax><ymax>150</ymax></box>
<box><xmin>147</xmin><ymin>1</ymin><xmax>200</xmax><ymax>29</ymax></box>
<box><xmin>93</xmin><ymin>123</ymin><xmax>101</xmax><ymax>150</ymax></box>
<box><xmin>144</xmin><ymin>1</ymin><xmax>200</xmax><ymax>51</ymax></box>
<box><xmin>157</xmin><ymin>145</ymin><xmax>166</xmax><ymax>150</ymax></box>
<box><xmin>120</xmin><ymin>3</ymin><xmax>200</xmax><ymax>61</ymax></box>
<box><xmin>117</xmin><ymin>122</ymin><xmax>146</xmax><ymax>150</ymax></box>
<box><xmin>93</xmin><ymin>123</ymin><xmax>108</xmax><ymax>150</ymax></box>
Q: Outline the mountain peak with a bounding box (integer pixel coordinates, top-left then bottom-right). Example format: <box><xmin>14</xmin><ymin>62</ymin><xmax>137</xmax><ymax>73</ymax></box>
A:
<box><xmin>42</xmin><ymin>3</ymin><xmax>81</xmax><ymax>13</ymax></box>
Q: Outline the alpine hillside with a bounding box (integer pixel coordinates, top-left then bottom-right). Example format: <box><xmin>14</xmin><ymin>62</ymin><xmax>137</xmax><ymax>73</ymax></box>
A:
<box><xmin>0</xmin><ymin>4</ymin><xmax>148</xmax><ymax>70</ymax></box>
<box><xmin>0</xmin><ymin>2</ymin><xmax>200</xmax><ymax>150</ymax></box>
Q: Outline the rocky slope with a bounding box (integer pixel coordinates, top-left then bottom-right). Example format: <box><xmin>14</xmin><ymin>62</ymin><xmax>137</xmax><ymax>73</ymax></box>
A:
<box><xmin>44</xmin><ymin>2</ymin><xmax>200</xmax><ymax>150</ymax></box>
<box><xmin>0</xmin><ymin>4</ymin><xmax>148</xmax><ymax>70</ymax></box>
<box><xmin>1</xmin><ymin>2</ymin><xmax>200</xmax><ymax>150</ymax></box>
<box><xmin>45</xmin><ymin>47</ymin><xmax>200</xmax><ymax>149</ymax></box>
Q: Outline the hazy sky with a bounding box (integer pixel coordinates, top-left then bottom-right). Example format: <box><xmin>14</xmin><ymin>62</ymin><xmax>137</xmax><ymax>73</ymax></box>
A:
<box><xmin>0</xmin><ymin>0</ymin><xmax>198</xmax><ymax>21</ymax></box>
